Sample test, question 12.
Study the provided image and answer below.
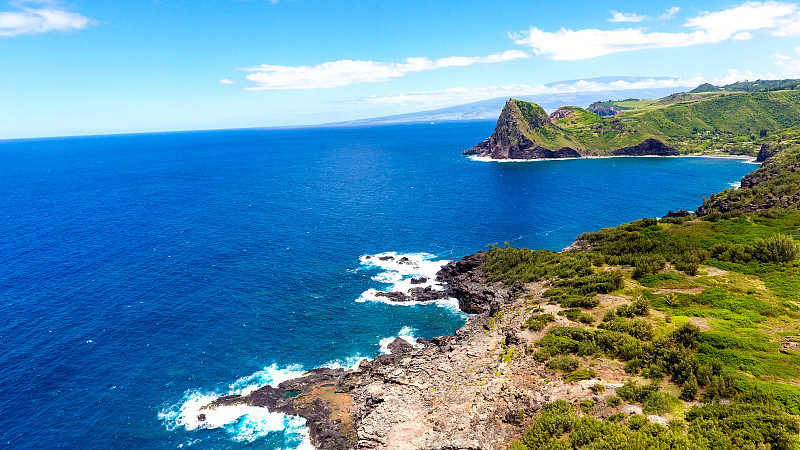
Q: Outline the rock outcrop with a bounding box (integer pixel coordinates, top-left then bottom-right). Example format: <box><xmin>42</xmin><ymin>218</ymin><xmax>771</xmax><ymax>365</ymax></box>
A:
<box><xmin>195</xmin><ymin>253</ymin><xmax>626</xmax><ymax>449</ymax></box>
<box><xmin>756</xmin><ymin>143</ymin><xmax>779</xmax><ymax>162</ymax></box>
<box><xmin>548</xmin><ymin>107</ymin><xmax>577</xmax><ymax>122</ymax></box>
<box><xmin>464</xmin><ymin>99</ymin><xmax>581</xmax><ymax>160</ymax></box>
<box><xmin>609</xmin><ymin>138</ymin><xmax>679</xmax><ymax>156</ymax></box>
<box><xmin>436</xmin><ymin>251</ymin><xmax>517</xmax><ymax>315</ymax></box>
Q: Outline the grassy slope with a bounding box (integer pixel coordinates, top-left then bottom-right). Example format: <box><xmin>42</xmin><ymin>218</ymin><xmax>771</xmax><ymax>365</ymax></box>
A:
<box><xmin>484</xmin><ymin>147</ymin><xmax>800</xmax><ymax>448</ymax></box>
<box><xmin>702</xmin><ymin>142</ymin><xmax>800</xmax><ymax>214</ymax></box>
<box><xmin>515</xmin><ymin>89</ymin><xmax>800</xmax><ymax>156</ymax></box>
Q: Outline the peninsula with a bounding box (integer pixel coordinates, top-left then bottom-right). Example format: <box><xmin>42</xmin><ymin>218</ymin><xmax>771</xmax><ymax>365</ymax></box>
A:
<box><xmin>466</xmin><ymin>80</ymin><xmax>800</xmax><ymax>160</ymax></box>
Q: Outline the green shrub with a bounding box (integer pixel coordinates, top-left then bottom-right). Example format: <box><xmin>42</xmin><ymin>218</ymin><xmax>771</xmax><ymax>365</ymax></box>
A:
<box><xmin>670</xmin><ymin>322</ymin><xmax>700</xmax><ymax>349</ymax></box>
<box><xmin>558</xmin><ymin>308</ymin><xmax>594</xmax><ymax>324</ymax></box>
<box><xmin>606</xmin><ymin>396</ymin><xmax>622</xmax><ymax>407</ymax></box>
<box><xmin>599</xmin><ymin>318</ymin><xmax>653</xmax><ymax>340</ymax></box>
<box><xmin>752</xmin><ymin>234</ymin><xmax>800</xmax><ymax>263</ymax></box>
<box><xmin>628</xmin><ymin>414</ymin><xmax>648</xmax><ymax>430</ymax></box>
<box><xmin>522</xmin><ymin>313</ymin><xmax>555</xmax><ymax>331</ymax></box>
<box><xmin>642</xmin><ymin>391</ymin><xmax>678</xmax><ymax>415</ymax></box>
<box><xmin>703</xmin><ymin>373</ymin><xmax>740</xmax><ymax>401</ymax></box>
<box><xmin>641</xmin><ymin>364</ymin><xmax>664</xmax><ymax>381</ymax></box>
<box><xmin>608</xmin><ymin>412</ymin><xmax>625</xmax><ymax>421</ymax></box>
<box><xmin>615</xmin><ymin>297</ymin><xmax>649</xmax><ymax>317</ymax></box>
<box><xmin>667</xmin><ymin>417</ymin><xmax>685</xmax><ymax>431</ymax></box>
<box><xmin>579</xmin><ymin>399</ymin><xmax>595</xmax><ymax>413</ymax></box>
<box><xmin>696</xmin><ymin>364</ymin><xmax>714</xmax><ymax>386</ymax></box>
<box><xmin>625</xmin><ymin>358</ymin><xmax>643</xmax><ymax>374</ymax></box>
<box><xmin>565</xmin><ymin>368</ymin><xmax>597</xmax><ymax>383</ymax></box>
<box><xmin>520</xmin><ymin>399</ymin><xmax>578</xmax><ymax>449</ymax></box>
<box><xmin>633</xmin><ymin>254</ymin><xmax>667</xmax><ymax>279</ymax></box>
<box><xmin>546</xmin><ymin>355</ymin><xmax>579</xmax><ymax>373</ymax></box>
<box><xmin>674</xmin><ymin>250</ymin><xmax>706</xmax><ymax>276</ymax></box>
<box><xmin>680</xmin><ymin>374</ymin><xmax>699</xmax><ymax>401</ymax></box>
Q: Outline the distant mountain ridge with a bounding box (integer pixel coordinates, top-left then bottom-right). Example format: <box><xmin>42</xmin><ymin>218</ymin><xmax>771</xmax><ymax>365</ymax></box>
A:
<box><xmin>329</xmin><ymin>76</ymin><xmax>686</xmax><ymax>126</ymax></box>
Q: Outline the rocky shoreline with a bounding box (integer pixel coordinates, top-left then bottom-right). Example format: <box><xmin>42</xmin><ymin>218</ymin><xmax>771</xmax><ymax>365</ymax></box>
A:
<box><xmin>196</xmin><ymin>252</ymin><xmax>635</xmax><ymax>449</ymax></box>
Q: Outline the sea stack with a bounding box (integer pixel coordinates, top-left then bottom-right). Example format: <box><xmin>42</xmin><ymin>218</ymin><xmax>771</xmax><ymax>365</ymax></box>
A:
<box><xmin>463</xmin><ymin>99</ymin><xmax>580</xmax><ymax>160</ymax></box>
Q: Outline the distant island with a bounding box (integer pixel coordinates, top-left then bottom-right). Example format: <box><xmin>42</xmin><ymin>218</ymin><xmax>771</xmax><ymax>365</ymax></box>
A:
<box><xmin>466</xmin><ymin>79</ymin><xmax>800</xmax><ymax>160</ymax></box>
<box><xmin>196</xmin><ymin>81</ymin><xmax>800</xmax><ymax>449</ymax></box>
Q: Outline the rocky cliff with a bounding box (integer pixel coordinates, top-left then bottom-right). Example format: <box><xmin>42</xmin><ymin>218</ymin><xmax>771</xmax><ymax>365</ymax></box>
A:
<box><xmin>463</xmin><ymin>99</ymin><xmax>580</xmax><ymax>160</ymax></box>
<box><xmin>194</xmin><ymin>254</ymin><xmax>624</xmax><ymax>449</ymax></box>
<box><xmin>609</xmin><ymin>138</ymin><xmax>678</xmax><ymax>156</ymax></box>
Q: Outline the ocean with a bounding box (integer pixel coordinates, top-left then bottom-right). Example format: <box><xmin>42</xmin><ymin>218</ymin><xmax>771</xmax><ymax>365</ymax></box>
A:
<box><xmin>0</xmin><ymin>122</ymin><xmax>757</xmax><ymax>449</ymax></box>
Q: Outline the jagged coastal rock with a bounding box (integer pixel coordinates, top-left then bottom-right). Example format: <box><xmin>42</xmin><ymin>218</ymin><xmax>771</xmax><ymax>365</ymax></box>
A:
<box><xmin>465</xmin><ymin>99</ymin><xmax>677</xmax><ymax>160</ymax></box>
<box><xmin>197</xmin><ymin>254</ymin><xmax>613</xmax><ymax>449</ymax></box>
<box><xmin>463</xmin><ymin>99</ymin><xmax>581</xmax><ymax>160</ymax></box>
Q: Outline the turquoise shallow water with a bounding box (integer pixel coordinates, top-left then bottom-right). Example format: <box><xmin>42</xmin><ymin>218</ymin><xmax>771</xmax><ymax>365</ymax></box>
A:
<box><xmin>0</xmin><ymin>122</ymin><xmax>757</xmax><ymax>448</ymax></box>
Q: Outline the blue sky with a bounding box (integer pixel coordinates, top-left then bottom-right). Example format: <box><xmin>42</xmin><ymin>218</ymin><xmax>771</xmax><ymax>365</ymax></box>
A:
<box><xmin>2</xmin><ymin>0</ymin><xmax>800</xmax><ymax>138</ymax></box>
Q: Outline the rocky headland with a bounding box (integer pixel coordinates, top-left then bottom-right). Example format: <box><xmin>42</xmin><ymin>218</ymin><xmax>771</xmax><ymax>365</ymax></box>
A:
<box><xmin>463</xmin><ymin>100</ymin><xmax>581</xmax><ymax>160</ymax></box>
<box><xmin>464</xmin><ymin>99</ymin><xmax>677</xmax><ymax>160</ymax></box>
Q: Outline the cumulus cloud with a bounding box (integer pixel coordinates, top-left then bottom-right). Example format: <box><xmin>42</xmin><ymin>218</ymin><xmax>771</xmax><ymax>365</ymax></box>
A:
<box><xmin>239</xmin><ymin>50</ymin><xmax>528</xmax><ymax>90</ymax></box>
<box><xmin>361</xmin><ymin>76</ymin><xmax>705</xmax><ymax>106</ymax></box>
<box><xmin>659</xmin><ymin>6</ymin><xmax>681</xmax><ymax>20</ymax></box>
<box><xmin>514</xmin><ymin>1</ymin><xmax>800</xmax><ymax>61</ymax></box>
<box><xmin>0</xmin><ymin>0</ymin><xmax>94</xmax><ymax>37</ymax></box>
<box><xmin>219</xmin><ymin>78</ymin><xmax>235</xmax><ymax>85</ymax></box>
<box><xmin>609</xmin><ymin>10</ymin><xmax>647</xmax><ymax>23</ymax></box>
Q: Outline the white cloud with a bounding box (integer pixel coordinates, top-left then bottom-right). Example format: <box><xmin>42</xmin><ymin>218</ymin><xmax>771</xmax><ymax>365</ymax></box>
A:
<box><xmin>219</xmin><ymin>79</ymin><xmax>235</xmax><ymax>85</ymax></box>
<box><xmin>733</xmin><ymin>31</ymin><xmax>754</xmax><ymax>40</ymax></box>
<box><xmin>609</xmin><ymin>10</ymin><xmax>648</xmax><ymax>23</ymax></box>
<box><xmin>361</xmin><ymin>76</ymin><xmax>705</xmax><ymax>106</ymax></box>
<box><xmin>774</xmin><ymin>59</ymin><xmax>800</xmax><ymax>75</ymax></box>
<box><xmin>770</xmin><ymin>46</ymin><xmax>800</xmax><ymax>76</ymax></box>
<box><xmin>514</xmin><ymin>27</ymin><xmax>710</xmax><ymax>61</ymax></box>
<box><xmin>659</xmin><ymin>6</ymin><xmax>681</xmax><ymax>20</ymax></box>
<box><xmin>0</xmin><ymin>1</ymin><xmax>94</xmax><ymax>37</ymax></box>
<box><xmin>515</xmin><ymin>1</ymin><xmax>800</xmax><ymax>61</ymax></box>
<box><xmin>239</xmin><ymin>50</ymin><xmax>528</xmax><ymax>90</ymax></box>
<box><xmin>684</xmin><ymin>1</ymin><xmax>796</xmax><ymax>38</ymax></box>
<box><xmin>711</xmin><ymin>68</ymin><xmax>777</xmax><ymax>85</ymax></box>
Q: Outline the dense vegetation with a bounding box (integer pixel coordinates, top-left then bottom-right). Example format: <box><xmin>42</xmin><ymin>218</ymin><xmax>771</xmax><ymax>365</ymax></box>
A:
<box><xmin>701</xmin><ymin>142</ymin><xmax>800</xmax><ymax>214</ymax></box>
<box><xmin>485</xmin><ymin>145</ymin><xmax>800</xmax><ymax>448</ymax></box>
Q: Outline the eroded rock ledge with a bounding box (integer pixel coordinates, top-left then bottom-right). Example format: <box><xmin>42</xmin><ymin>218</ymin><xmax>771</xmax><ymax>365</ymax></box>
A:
<box><xmin>198</xmin><ymin>254</ymin><xmax>628</xmax><ymax>449</ymax></box>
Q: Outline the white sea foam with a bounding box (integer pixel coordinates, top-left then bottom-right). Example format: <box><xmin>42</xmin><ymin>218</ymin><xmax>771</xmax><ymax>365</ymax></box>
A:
<box><xmin>323</xmin><ymin>355</ymin><xmax>368</xmax><ymax>371</ymax></box>
<box><xmin>356</xmin><ymin>251</ymin><xmax>458</xmax><ymax>309</ymax></box>
<box><xmin>378</xmin><ymin>326</ymin><xmax>425</xmax><ymax>354</ymax></box>
<box><xmin>159</xmin><ymin>364</ymin><xmax>312</xmax><ymax>448</ymax></box>
<box><xmin>728</xmin><ymin>181</ymin><xmax>742</xmax><ymax>189</ymax></box>
<box><xmin>468</xmin><ymin>155</ymin><xmax>583</xmax><ymax>163</ymax></box>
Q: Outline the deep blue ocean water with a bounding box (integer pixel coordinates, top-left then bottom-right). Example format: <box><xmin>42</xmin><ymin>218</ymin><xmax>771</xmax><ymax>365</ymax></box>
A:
<box><xmin>0</xmin><ymin>122</ymin><xmax>757</xmax><ymax>449</ymax></box>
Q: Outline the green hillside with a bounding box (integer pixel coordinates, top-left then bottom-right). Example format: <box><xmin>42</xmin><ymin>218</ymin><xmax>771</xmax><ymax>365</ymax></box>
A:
<box><xmin>482</xmin><ymin>145</ymin><xmax>800</xmax><ymax>449</ymax></box>
<box><xmin>513</xmin><ymin>87</ymin><xmax>800</xmax><ymax>156</ymax></box>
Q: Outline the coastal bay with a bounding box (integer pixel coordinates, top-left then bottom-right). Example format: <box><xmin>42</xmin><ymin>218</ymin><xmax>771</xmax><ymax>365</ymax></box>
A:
<box><xmin>0</xmin><ymin>123</ymin><xmax>757</xmax><ymax>449</ymax></box>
